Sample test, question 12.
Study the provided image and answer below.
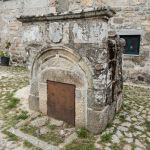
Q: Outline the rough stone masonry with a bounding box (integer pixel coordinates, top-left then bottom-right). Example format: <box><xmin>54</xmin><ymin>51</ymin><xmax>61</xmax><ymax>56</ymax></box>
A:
<box><xmin>2</xmin><ymin>0</ymin><xmax>149</xmax><ymax>134</ymax></box>
<box><xmin>16</xmin><ymin>3</ymin><xmax>125</xmax><ymax>133</ymax></box>
<box><xmin>0</xmin><ymin>0</ymin><xmax>150</xmax><ymax>84</ymax></box>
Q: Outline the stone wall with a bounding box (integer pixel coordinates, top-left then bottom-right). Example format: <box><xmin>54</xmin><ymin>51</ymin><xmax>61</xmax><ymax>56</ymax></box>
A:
<box><xmin>107</xmin><ymin>0</ymin><xmax>150</xmax><ymax>84</ymax></box>
<box><xmin>0</xmin><ymin>0</ymin><xmax>150</xmax><ymax>83</ymax></box>
<box><xmin>0</xmin><ymin>0</ymin><xmax>25</xmax><ymax>64</ymax></box>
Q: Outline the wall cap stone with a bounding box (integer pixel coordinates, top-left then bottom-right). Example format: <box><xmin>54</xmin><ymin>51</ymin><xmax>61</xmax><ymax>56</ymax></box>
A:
<box><xmin>17</xmin><ymin>7</ymin><xmax>116</xmax><ymax>23</ymax></box>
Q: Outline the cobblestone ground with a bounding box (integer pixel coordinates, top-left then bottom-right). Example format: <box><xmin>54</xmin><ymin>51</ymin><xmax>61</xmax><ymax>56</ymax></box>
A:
<box><xmin>0</xmin><ymin>66</ymin><xmax>31</xmax><ymax>150</ymax></box>
<box><xmin>93</xmin><ymin>86</ymin><xmax>150</xmax><ymax>150</ymax></box>
<box><xmin>0</xmin><ymin>66</ymin><xmax>150</xmax><ymax>150</ymax></box>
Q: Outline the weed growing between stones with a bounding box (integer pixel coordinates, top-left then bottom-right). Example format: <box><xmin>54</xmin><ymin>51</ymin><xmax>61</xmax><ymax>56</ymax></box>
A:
<box><xmin>3</xmin><ymin>92</ymin><xmax>20</xmax><ymax>109</ymax></box>
<box><xmin>47</xmin><ymin>124</ymin><xmax>57</xmax><ymax>130</ymax></box>
<box><xmin>106</xmin><ymin>123</ymin><xmax>113</xmax><ymax>128</ymax></box>
<box><xmin>119</xmin><ymin>114</ymin><xmax>126</xmax><ymax>122</ymax></box>
<box><xmin>101</xmin><ymin>133</ymin><xmax>113</xmax><ymax>142</ymax></box>
<box><xmin>3</xmin><ymin>130</ymin><xmax>19</xmax><ymax>142</ymax></box>
<box><xmin>20</xmin><ymin>124</ymin><xmax>64</xmax><ymax>145</ymax></box>
<box><xmin>39</xmin><ymin>131</ymin><xmax>64</xmax><ymax>145</ymax></box>
<box><xmin>66</xmin><ymin>127</ymin><xmax>96</xmax><ymax>150</ymax></box>
<box><xmin>76</xmin><ymin>128</ymin><xmax>89</xmax><ymax>138</ymax></box>
<box><xmin>66</xmin><ymin>140</ymin><xmax>96</xmax><ymax>150</ymax></box>
<box><xmin>145</xmin><ymin>120</ymin><xmax>150</xmax><ymax>132</ymax></box>
<box><xmin>20</xmin><ymin>126</ymin><xmax>37</xmax><ymax>136</ymax></box>
<box><xmin>23</xmin><ymin>140</ymin><xmax>33</xmax><ymax>148</ymax></box>
<box><xmin>7</xmin><ymin>97</ymin><xmax>20</xmax><ymax>109</ymax></box>
<box><xmin>17</xmin><ymin>111</ymin><xmax>29</xmax><ymax>120</ymax></box>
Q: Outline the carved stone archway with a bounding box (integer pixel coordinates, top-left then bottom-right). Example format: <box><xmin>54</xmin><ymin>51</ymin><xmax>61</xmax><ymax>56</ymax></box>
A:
<box><xmin>29</xmin><ymin>45</ymin><xmax>93</xmax><ymax>127</ymax></box>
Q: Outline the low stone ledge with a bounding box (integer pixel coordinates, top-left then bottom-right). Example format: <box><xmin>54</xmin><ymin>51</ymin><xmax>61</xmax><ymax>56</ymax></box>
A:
<box><xmin>8</xmin><ymin>128</ymin><xmax>77</xmax><ymax>150</ymax></box>
<box><xmin>17</xmin><ymin>7</ymin><xmax>116</xmax><ymax>23</ymax></box>
<box><xmin>8</xmin><ymin>128</ymin><xmax>59</xmax><ymax>150</ymax></box>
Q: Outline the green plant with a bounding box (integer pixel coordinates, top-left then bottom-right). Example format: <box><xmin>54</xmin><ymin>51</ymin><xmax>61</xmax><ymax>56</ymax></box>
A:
<box><xmin>0</xmin><ymin>51</ymin><xmax>4</xmax><ymax>57</ymax></box>
<box><xmin>48</xmin><ymin>124</ymin><xmax>57</xmax><ymax>130</ymax></box>
<box><xmin>21</xmin><ymin>126</ymin><xmax>37</xmax><ymax>136</ymax></box>
<box><xmin>76</xmin><ymin>128</ymin><xmax>88</xmax><ymax>138</ymax></box>
<box><xmin>101</xmin><ymin>133</ymin><xmax>113</xmax><ymax>142</ymax></box>
<box><xmin>17</xmin><ymin>111</ymin><xmax>29</xmax><ymax>120</ymax></box>
<box><xmin>39</xmin><ymin>131</ymin><xmax>64</xmax><ymax>145</ymax></box>
<box><xmin>119</xmin><ymin>114</ymin><xmax>126</xmax><ymax>122</ymax></box>
<box><xmin>106</xmin><ymin>123</ymin><xmax>113</xmax><ymax>128</ymax></box>
<box><xmin>66</xmin><ymin>143</ymin><xmax>96</xmax><ymax>150</ymax></box>
<box><xmin>7</xmin><ymin>97</ymin><xmax>20</xmax><ymax>109</ymax></box>
<box><xmin>3</xmin><ymin>130</ymin><xmax>19</xmax><ymax>141</ymax></box>
<box><xmin>23</xmin><ymin>140</ymin><xmax>33</xmax><ymax>148</ymax></box>
<box><xmin>0</xmin><ymin>50</ymin><xmax>10</xmax><ymax>58</ymax></box>
<box><xmin>66</xmin><ymin>139</ymin><xmax>96</xmax><ymax>150</ymax></box>
<box><xmin>145</xmin><ymin>120</ymin><xmax>150</xmax><ymax>132</ymax></box>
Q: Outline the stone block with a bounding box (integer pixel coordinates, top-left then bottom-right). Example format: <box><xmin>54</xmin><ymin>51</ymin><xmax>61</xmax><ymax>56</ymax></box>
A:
<box><xmin>108</xmin><ymin>101</ymin><xmax>116</xmax><ymax>123</ymax></box>
<box><xmin>23</xmin><ymin>26</ymin><xmax>42</xmax><ymax>43</ymax></box>
<box><xmin>87</xmin><ymin>109</ymin><xmax>101</xmax><ymax>134</ymax></box>
<box><xmin>30</xmin><ymin>81</ymin><xmax>39</xmax><ymax>96</ymax></box>
<box><xmin>30</xmin><ymin>116</ymin><xmax>49</xmax><ymax>127</ymax></box>
<box><xmin>49</xmin><ymin>22</ymin><xmax>63</xmax><ymax>43</ymax></box>
<box><xmin>87</xmin><ymin>106</ymin><xmax>109</xmax><ymax>134</ymax></box>
<box><xmin>29</xmin><ymin>95</ymin><xmax>39</xmax><ymax>111</ymax></box>
<box><xmin>113</xmin><ymin>18</ymin><xmax>124</xmax><ymax>24</ymax></box>
<box><xmin>56</xmin><ymin>0</ymin><xmax>69</xmax><ymax>13</ymax></box>
<box><xmin>145</xmin><ymin>32</ymin><xmax>150</xmax><ymax>42</ymax></box>
<box><xmin>72</xmin><ymin>21</ymin><xmax>107</xmax><ymax>44</ymax></box>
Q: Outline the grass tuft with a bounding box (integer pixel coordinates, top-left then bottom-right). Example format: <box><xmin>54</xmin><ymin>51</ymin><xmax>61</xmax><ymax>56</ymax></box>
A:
<box><xmin>7</xmin><ymin>97</ymin><xmax>20</xmax><ymax>108</ymax></box>
<box><xmin>3</xmin><ymin>130</ymin><xmax>19</xmax><ymax>141</ymax></box>
<box><xmin>76</xmin><ymin>128</ymin><xmax>89</xmax><ymax>138</ymax></box>
<box><xmin>66</xmin><ymin>139</ymin><xmax>96</xmax><ymax>150</ymax></box>
<box><xmin>119</xmin><ymin>115</ymin><xmax>126</xmax><ymax>122</ymax></box>
<box><xmin>23</xmin><ymin>140</ymin><xmax>33</xmax><ymax>148</ymax></box>
<box><xmin>145</xmin><ymin>120</ymin><xmax>150</xmax><ymax>132</ymax></box>
<box><xmin>101</xmin><ymin>133</ymin><xmax>113</xmax><ymax>142</ymax></box>
<box><xmin>48</xmin><ymin>124</ymin><xmax>57</xmax><ymax>130</ymax></box>
<box><xmin>21</xmin><ymin>126</ymin><xmax>37</xmax><ymax>136</ymax></box>
<box><xmin>106</xmin><ymin>123</ymin><xmax>113</xmax><ymax>128</ymax></box>
<box><xmin>17</xmin><ymin>111</ymin><xmax>29</xmax><ymax>120</ymax></box>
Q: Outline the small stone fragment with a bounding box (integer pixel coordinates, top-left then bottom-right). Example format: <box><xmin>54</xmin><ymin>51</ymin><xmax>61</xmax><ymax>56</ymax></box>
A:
<box><xmin>94</xmin><ymin>143</ymin><xmax>103</xmax><ymax>149</ymax></box>
<box><xmin>39</xmin><ymin>126</ymin><xmax>49</xmax><ymax>135</ymax></box>
<box><xmin>30</xmin><ymin>116</ymin><xmax>49</xmax><ymax>127</ymax></box>
<box><xmin>50</xmin><ymin>118</ymin><xmax>63</xmax><ymax>127</ymax></box>
<box><xmin>116</xmin><ymin>130</ymin><xmax>123</xmax><ymax>138</ymax></box>
<box><xmin>118</xmin><ymin>126</ymin><xmax>128</xmax><ymax>132</ymax></box>
<box><xmin>123</xmin><ymin>144</ymin><xmax>132</xmax><ymax>150</ymax></box>
<box><xmin>134</xmin><ymin>126</ymin><xmax>144</xmax><ymax>132</ymax></box>
<box><xmin>122</xmin><ymin>122</ymin><xmax>131</xmax><ymax>127</ymax></box>
<box><xmin>135</xmin><ymin>139</ymin><xmax>145</xmax><ymax>148</ymax></box>
<box><xmin>124</xmin><ymin>132</ymin><xmax>132</xmax><ymax>138</ymax></box>
<box><xmin>124</xmin><ymin>138</ymin><xmax>133</xmax><ymax>143</ymax></box>
<box><xmin>112</xmin><ymin>135</ymin><xmax>120</xmax><ymax>143</ymax></box>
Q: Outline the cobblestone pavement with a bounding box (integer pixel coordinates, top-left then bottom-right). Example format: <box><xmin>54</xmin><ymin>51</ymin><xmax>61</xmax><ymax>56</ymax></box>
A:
<box><xmin>0</xmin><ymin>66</ymin><xmax>30</xmax><ymax>150</ymax></box>
<box><xmin>94</xmin><ymin>85</ymin><xmax>150</xmax><ymax>150</ymax></box>
<box><xmin>0</xmin><ymin>66</ymin><xmax>150</xmax><ymax>150</ymax></box>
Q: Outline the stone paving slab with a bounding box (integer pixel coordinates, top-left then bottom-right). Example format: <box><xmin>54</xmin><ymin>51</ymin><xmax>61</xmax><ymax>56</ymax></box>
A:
<box><xmin>8</xmin><ymin>128</ymin><xmax>78</xmax><ymax>150</ymax></box>
<box><xmin>124</xmin><ymin>82</ymin><xmax>150</xmax><ymax>89</ymax></box>
<box><xmin>0</xmin><ymin>66</ymin><xmax>150</xmax><ymax>150</ymax></box>
<box><xmin>8</xmin><ymin>128</ymin><xmax>59</xmax><ymax>150</ymax></box>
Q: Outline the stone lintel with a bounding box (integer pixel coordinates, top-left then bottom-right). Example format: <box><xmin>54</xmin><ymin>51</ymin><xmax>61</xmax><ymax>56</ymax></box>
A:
<box><xmin>17</xmin><ymin>7</ymin><xmax>116</xmax><ymax>23</ymax></box>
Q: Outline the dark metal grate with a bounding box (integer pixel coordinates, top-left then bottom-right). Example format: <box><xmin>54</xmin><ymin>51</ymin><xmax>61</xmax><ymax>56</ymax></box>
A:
<box><xmin>120</xmin><ymin>35</ymin><xmax>141</xmax><ymax>55</ymax></box>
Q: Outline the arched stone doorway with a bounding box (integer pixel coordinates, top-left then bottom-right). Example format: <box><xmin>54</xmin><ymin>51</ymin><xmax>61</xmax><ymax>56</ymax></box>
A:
<box><xmin>29</xmin><ymin>45</ymin><xmax>93</xmax><ymax>127</ymax></box>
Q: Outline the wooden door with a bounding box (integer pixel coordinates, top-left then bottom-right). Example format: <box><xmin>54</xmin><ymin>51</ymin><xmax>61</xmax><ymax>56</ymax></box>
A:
<box><xmin>47</xmin><ymin>80</ymin><xmax>75</xmax><ymax>126</ymax></box>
